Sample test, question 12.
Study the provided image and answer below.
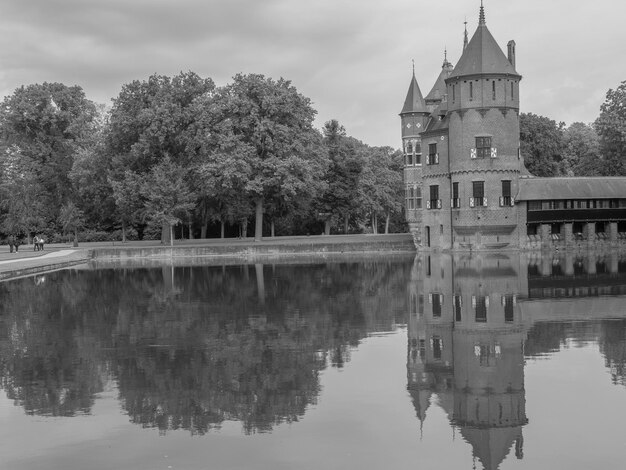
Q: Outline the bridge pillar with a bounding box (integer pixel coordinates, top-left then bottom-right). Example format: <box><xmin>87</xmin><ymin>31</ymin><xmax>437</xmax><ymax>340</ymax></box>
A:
<box><xmin>609</xmin><ymin>222</ymin><xmax>618</xmax><ymax>244</ymax></box>
<box><xmin>564</xmin><ymin>252</ymin><xmax>575</xmax><ymax>276</ymax></box>
<box><xmin>584</xmin><ymin>222</ymin><xmax>596</xmax><ymax>245</ymax></box>
<box><xmin>563</xmin><ymin>223</ymin><xmax>573</xmax><ymax>247</ymax></box>
<box><xmin>539</xmin><ymin>224</ymin><xmax>551</xmax><ymax>249</ymax></box>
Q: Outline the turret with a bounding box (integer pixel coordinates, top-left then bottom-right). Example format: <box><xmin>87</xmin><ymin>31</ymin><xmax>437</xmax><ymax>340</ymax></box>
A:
<box><xmin>425</xmin><ymin>50</ymin><xmax>454</xmax><ymax>109</ymax></box>
<box><xmin>400</xmin><ymin>65</ymin><xmax>430</xmax><ymax>247</ymax></box>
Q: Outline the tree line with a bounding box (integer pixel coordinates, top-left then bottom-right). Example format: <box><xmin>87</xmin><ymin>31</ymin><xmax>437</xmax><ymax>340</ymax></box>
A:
<box><xmin>1</xmin><ymin>72</ymin><xmax>623</xmax><ymax>244</ymax></box>
<box><xmin>520</xmin><ymin>80</ymin><xmax>626</xmax><ymax>177</ymax></box>
<box><xmin>0</xmin><ymin>72</ymin><xmax>403</xmax><ymax>244</ymax></box>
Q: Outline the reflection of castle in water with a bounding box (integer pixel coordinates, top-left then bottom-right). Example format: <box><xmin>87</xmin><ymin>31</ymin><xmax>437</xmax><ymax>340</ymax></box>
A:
<box><xmin>407</xmin><ymin>252</ymin><xmax>626</xmax><ymax>470</ymax></box>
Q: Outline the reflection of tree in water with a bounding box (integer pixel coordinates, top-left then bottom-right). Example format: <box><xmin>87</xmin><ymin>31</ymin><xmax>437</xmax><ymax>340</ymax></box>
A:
<box><xmin>0</xmin><ymin>258</ymin><xmax>410</xmax><ymax>434</ymax></box>
<box><xmin>526</xmin><ymin>319</ymin><xmax>626</xmax><ymax>387</ymax></box>
<box><xmin>0</xmin><ymin>272</ymin><xmax>108</xmax><ymax>416</ymax></box>
<box><xmin>599</xmin><ymin>320</ymin><xmax>626</xmax><ymax>386</ymax></box>
<box><xmin>113</xmin><ymin>261</ymin><xmax>409</xmax><ymax>434</ymax></box>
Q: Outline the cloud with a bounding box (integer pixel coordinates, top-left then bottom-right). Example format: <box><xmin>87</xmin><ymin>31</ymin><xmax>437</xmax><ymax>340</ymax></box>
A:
<box><xmin>0</xmin><ymin>0</ymin><xmax>624</xmax><ymax>147</ymax></box>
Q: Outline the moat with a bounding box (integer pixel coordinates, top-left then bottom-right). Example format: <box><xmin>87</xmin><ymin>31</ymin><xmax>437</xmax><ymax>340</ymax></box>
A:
<box><xmin>1</xmin><ymin>252</ymin><xmax>626</xmax><ymax>470</ymax></box>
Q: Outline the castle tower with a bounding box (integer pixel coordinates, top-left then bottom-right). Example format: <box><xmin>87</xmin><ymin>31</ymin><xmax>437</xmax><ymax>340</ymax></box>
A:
<box><xmin>400</xmin><ymin>66</ymin><xmax>430</xmax><ymax>246</ymax></box>
<box><xmin>403</xmin><ymin>1</ymin><xmax>525</xmax><ymax>250</ymax></box>
<box><xmin>443</xmin><ymin>2</ymin><xmax>524</xmax><ymax>249</ymax></box>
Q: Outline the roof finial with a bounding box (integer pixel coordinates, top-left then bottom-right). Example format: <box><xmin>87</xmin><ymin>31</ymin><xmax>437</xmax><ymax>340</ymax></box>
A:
<box><xmin>463</xmin><ymin>17</ymin><xmax>469</xmax><ymax>50</ymax></box>
<box><xmin>479</xmin><ymin>0</ymin><xmax>486</xmax><ymax>25</ymax></box>
<box><xmin>444</xmin><ymin>47</ymin><xmax>447</xmax><ymax>62</ymax></box>
<box><xmin>412</xmin><ymin>59</ymin><xmax>415</xmax><ymax>75</ymax></box>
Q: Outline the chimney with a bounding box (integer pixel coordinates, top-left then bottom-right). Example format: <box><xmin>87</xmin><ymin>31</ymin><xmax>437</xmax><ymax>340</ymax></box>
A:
<box><xmin>507</xmin><ymin>40</ymin><xmax>516</xmax><ymax>68</ymax></box>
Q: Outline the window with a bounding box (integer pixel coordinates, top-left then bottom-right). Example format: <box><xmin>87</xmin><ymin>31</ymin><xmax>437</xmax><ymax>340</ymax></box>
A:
<box><xmin>472</xmin><ymin>181</ymin><xmax>485</xmax><ymax>207</ymax></box>
<box><xmin>432</xmin><ymin>293</ymin><xmax>441</xmax><ymax>318</ymax></box>
<box><xmin>476</xmin><ymin>137</ymin><xmax>491</xmax><ymax>158</ymax></box>
<box><xmin>406</xmin><ymin>186</ymin><xmax>422</xmax><ymax>210</ymax></box>
<box><xmin>504</xmin><ymin>295</ymin><xmax>514</xmax><ymax>322</ymax></box>
<box><xmin>492</xmin><ymin>80</ymin><xmax>496</xmax><ymax>100</ymax></box>
<box><xmin>428</xmin><ymin>143</ymin><xmax>438</xmax><ymax>165</ymax></box>
<box><xmin>452</xmin><ymin>182</ymin><xmax>460</xmax><ymax>208</ymax></box>
<box><xmin>429</xmin><ymin>185</ymin><xmax>439</xmax><ymax>209</ymax></box>
<box><xmin>501</xmin><ymin>180</ymin><xmax>512</xmax><ymax>206</ymax></box>
<box><xmin>454</xmin><ymin>295</ymin><xmax>462</xmax><ymax>322</ymax></box>
<box><xmin>406</xmin><ymin>153</ymin><xmax>413</xmax><ymax>166</ymax></box>
<box><xmin>432</xmin><ymin>336</ymin><xmax>442</xmax><ymax>360</ymax></box>
<box><xmin>469</xmin><ymin>81</ymin><xmax>473</xmax><ymax>100</ymax></box>
<box><xmin>414</xmin><ymin>142</ymin><xmax>422</xmax><ymax>165</ymax></box>
<box><xmin>406</xmin><ymin>142</ymin><xmax>412</xmax><ymax>154</ymax></box>
<box><xmin>511</xmin><ymin>82</ymin><xmax>514</xmax><ymax>99</ymax></box>
<box><xmin>452</xmin><ymin>84</ymin><xmax>455</xmax><ymax>102</ymax></box>
<box><xmin>475</xmin><ymin>296</ymin><xmax>487</xmax><ymax>322</ymax></box>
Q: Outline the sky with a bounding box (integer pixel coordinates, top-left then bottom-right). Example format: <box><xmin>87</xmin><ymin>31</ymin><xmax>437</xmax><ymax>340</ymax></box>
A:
<box><xmin>0</xmin><ymin>0</ymin><xmax>624</xmax><ymax>149</ymax></box>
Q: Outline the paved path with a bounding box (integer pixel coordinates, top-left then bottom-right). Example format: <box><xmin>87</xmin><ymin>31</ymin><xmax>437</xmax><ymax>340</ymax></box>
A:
<box><xmin>0</xmin><ymin>249</ymin><xmax>79</xmax><ymax>265</ymax></box>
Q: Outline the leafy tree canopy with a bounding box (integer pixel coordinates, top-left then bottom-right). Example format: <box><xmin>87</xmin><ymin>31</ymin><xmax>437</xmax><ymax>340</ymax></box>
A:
<box><xmin>595</xmin><ymin>80</ymin><xmax>626</xmax><ymax>176</ymax></box>
<box><xmin>520</xmin><ymin>112</ymin><xmax>565</xmax><ymax>177</ymax></box>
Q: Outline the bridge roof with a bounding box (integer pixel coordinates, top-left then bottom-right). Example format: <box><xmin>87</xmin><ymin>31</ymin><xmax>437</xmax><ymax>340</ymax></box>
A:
<box><xmin>517</xmin><ymin>177</ymin><xmax>626</xmax><ymax>200</ymax></box>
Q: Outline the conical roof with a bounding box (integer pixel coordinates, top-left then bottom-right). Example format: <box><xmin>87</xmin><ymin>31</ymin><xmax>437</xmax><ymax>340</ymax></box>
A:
<box><xmin>400</xmin><ymin>73</ymin><xmax>428</xmax><ymax>114</ymax></box>
<box><xmin>448</xmin><ymin>5</ymin><xmax>519</xmax><ymax>79</ymax></box>
<box><xmin>426</xmin><ymin>56</ymin><xmax>454</xmax><ymax>103</ymax></box>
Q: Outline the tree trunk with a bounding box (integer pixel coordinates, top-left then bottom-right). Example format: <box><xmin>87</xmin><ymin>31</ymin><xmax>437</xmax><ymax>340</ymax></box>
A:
<box><xmin>73</xmin><ymin>229</ymin><xmax>79</xmax><ymax>247</ymax></box>
<box><xmin>188</xmin><ymin>221</ymin><xmax>193</xmax><ymax>240</ymax></box>
<box><xmin>270</xmin><ymin>220</ymin><xmax>275</xmax><ymax>238</ymax></box>
<box><xmin>324</xmin><ymin>219</ymin><xmax>331</xmax><ymax>235</ymax></box>
<box><xmin>161</xmin><ymin>223</ymin><xmax>171</xmax><ymax>245</ymax></box>
<box><xmin>385</xmin><ymin>212</ymin><xmax>390</xmax><ymax>234</ymax></box>
<box><xmin>122</xmin><ymin>220</ymin><xmax>127</xmax><ymax>243</ymax></box>
<box><xmin>254</xmin><ymin>198</ymin><xmax>263</xmax><ymax>241</ymax></box>
<box><xmin>372</xmin><ymin>213</ymin><xmax>378</xmax><ymax>234</ymax></box>
<box><xmin>221</xmin><ymin>220</ymin><xmax>225</xmax><ymax>239</ymax></box>
<box><xmin>344</xmin><ymin>215</ymin><xmax>349</xmax><ymax>234</ymax></box>
<box><xmin>170</xmin><ymin>224</ymin><xmax>174</xmax><ymax>247</ymax></box>
<box><xmin>241</xmin><ymin>219</ymin><xmax>248</xmax><ymax>239</ymax></box>
<box><xmin>201</xmin><ymin>222</ymin><xmax>207</xmax><ymax>239</ymax></box>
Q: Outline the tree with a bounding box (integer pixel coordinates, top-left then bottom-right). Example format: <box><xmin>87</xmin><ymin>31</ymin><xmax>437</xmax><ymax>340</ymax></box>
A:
<box><xmin>595</xmin><ymin>81</ymin><xmax>626</xmax><ymax>176</ymax></box>
<box><xmin>520</xmin><ymin>112</ymin><xmax>565</xmax><ymax>177</ymax></box>
<box><xmin>109</xmin><ymin>170</ymin><xmax>143</xmax><ymax>242</ymax></box>
<box><xmin>140</xmin><ymin>156</ymin><xmax>195</xmax><ymax>247</ymax></box>
<box><xmin>59</xmin><ymin>201</ymin><xmax>85</xmax><ymax>247</ymax></box>
<box><xmin>562</xmin><ymin>122</ymin><xmax>602</xmax><ymax>176</ymax></box>
<box><xmin>0</xmin><ymin>145</ymin><xmax>46</xmax><ymax>240</ymax></box>
<box><xmin>106</xmin><ymin>72</ymin><xmax>214</xmax><ymax>242</ymax></box>
<box><xmin>358</xmin><ymin>145</ymin><xmax>404</xmax><ymax>234</ymax></box>
<box><xmin>317</xmin><ymin>120</ymin><xmax>363</xmax><ymax>235</ymax></box>
<box><xmin>68</xmin><ymin>103</ymin><xmax>116</xmax><ymax>230</ymax></box>
<box><xmin>0</xmin><ymin>83</ymin><xmax>99</xmax><ymax>224</ymax></box>
<box><xmin>198</xmin><ymin>74</ymin><xmax>328</xmax><ymax>241</ymax></box>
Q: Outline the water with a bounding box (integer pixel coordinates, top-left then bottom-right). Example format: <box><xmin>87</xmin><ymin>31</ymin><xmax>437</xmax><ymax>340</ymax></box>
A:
<box><xmin>0</xmin><ymin>252</ymin><xmax>625</xmax><ymax>469</ymax></box>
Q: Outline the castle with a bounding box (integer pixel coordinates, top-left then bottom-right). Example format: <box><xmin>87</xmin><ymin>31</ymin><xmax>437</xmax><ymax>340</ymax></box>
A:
<box><xmin>401</xmin><ymin>2</ymin><xmax>626</xmax><ymax>251</ymax></box>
